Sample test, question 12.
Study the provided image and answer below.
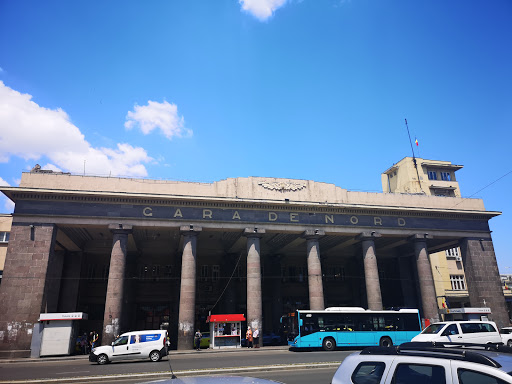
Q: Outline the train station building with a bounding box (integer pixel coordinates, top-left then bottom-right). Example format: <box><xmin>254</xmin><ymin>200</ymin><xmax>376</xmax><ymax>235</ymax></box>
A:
<box><xmin>0</xmin><ymin>157</ymin><xmax>508</xmax><ymax>357</ymax></box>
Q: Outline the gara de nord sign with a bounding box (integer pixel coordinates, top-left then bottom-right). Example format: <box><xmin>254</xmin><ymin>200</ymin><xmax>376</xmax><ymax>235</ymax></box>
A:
<box><xmin>14</xmin><ymin>200</ymin><xmax>490</xmax><ymax>231</ymax></box>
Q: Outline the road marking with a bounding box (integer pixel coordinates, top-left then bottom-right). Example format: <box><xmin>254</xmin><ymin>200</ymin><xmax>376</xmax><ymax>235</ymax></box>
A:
<box><xmin>56</xmin><ymin>371</ymin><xmax>90</xmax><ymax>375</ymax></box>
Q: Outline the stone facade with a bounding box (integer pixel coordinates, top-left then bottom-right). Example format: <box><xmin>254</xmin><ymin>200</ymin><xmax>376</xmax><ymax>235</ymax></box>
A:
<box><xmin>0</xmin><ymin>170</ymin><xmax>507</xmax><ymax>357</ymax></box>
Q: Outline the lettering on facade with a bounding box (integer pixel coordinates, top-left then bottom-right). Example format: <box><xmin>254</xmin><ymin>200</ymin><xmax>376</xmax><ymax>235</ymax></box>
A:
<box><xmin>141</xmin><ymin>207</ymin><xmax>407</xmax><ymax>228</ymax></box>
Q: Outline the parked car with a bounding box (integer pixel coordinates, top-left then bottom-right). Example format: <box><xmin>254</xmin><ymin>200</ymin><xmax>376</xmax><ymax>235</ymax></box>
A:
<box><xmin>262</xmin><ymin>333</ymin><xmax>282</xmax><ymax>346</ymax></box>
<box><xmin>411</xmin><ymin>320</ymin><xmax>502</xmax><ymax>344</ymax></box>
<box><xmin>89</xmin><ymin>330</ymin><xmax>168</xmax><ymax>365</ymax></box>
<box><xmin>501</xmin><ymin>327</ymin><xmax>512</xmax><ymax>347</ymax></box>
<box><xmin>331</xmin><ymin>342</ymin><xmax>512</xmax><ymax>384</ymax></box>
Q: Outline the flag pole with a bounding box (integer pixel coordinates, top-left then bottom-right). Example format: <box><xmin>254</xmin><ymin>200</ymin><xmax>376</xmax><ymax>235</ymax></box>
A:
<box><xmin>405</xmin><ymin>119</ymin><xmax>423</xmax><ymax>192</ymax></box>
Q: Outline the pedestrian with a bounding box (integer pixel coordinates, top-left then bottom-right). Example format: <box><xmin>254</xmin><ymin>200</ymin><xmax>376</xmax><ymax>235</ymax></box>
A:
<box><xmin>194</xmin><ymin>329</ymin><xmax>202</xmax><ymax>351</ymax></box>
<box><xmin>253</xmin><ymin>328</ymin><xmax>260</xmax><ymax>348</ymax></box>
<box><xmin>90</xmin><ymin>331</ymin><xmax>99</xmax><ymax>349</ymax></box>
<box><xmin>81</xmin><ymin>333</ymin><xmax>88</xmax><ymax>354</ymax></box>
<box><xmin>246</xmin><ymin>326</ymin><xmax>253</xmax><ymax>348</ymax></box>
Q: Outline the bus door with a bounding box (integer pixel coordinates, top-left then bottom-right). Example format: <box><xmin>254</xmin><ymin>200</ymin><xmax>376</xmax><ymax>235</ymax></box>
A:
<box><xmin>335</xmin><ymin>315</ymin><xmax>358</xmax><ymax>346</ymax></box>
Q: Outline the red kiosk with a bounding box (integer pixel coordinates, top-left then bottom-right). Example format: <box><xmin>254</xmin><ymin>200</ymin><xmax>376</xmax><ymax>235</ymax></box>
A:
<box><xmin>206</xmin><ymin>314</ymin><xmax>246</xmax><ymax>349</ymax></box>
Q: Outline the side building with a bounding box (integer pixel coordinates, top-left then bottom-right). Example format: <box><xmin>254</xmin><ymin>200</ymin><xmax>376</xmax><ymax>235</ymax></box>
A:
<box><xmin>0</xmin><ymin>160</ymin><xmax>508</xmax><ymax>358</ymax></box>
<box><xmin>382</xmin><ymin>157</ymin><xmax>504</xmax><ymax>321</ymax></box>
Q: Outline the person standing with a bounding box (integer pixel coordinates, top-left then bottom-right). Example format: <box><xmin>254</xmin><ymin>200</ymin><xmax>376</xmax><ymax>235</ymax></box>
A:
<box><xmin>253</xmin><ymin>328</ymin><xmax>260</xmax><ymax>348</ymax></box>
<box><xmin>194</xmin><ymin>330</ymin><xmax>202</xmax><ymax>351</ymax></box>
<box><xmin>246</xmin><ymin>327</ymin><xmax>253</xmax><ymax>348</ymax></box>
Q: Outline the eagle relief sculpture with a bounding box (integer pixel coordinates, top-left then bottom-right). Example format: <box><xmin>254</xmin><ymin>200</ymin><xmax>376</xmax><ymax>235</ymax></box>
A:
<box><xmin>258</xmin><ymin>181</ymin><xmax>307</xmax><ymax>192</ymax></box>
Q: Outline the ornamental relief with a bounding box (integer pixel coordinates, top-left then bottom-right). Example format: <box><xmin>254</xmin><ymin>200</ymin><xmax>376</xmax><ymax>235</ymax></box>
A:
<box><xmin>258</xmin><ymin>181</ymin><xmax>307</xmax><ymax>192</ymax></box>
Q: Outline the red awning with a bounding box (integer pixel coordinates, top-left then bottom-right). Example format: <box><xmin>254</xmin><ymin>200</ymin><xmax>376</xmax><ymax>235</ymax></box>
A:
<box><xmin>207</xmin><ymin>314</ymin><xmax>246</xmax><ymax>323</ymax></box>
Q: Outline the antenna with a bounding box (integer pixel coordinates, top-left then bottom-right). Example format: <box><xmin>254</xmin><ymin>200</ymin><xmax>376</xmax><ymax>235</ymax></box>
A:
<box><xmin>405</xmin><ymin>119</ymin><xmax>423</xmax><ymax>192</ymax></box>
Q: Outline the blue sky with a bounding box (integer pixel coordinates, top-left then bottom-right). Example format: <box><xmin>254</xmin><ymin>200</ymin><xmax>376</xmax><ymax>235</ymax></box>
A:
<box><xmin>0</xmin><ymin>0</ymin><xmax>511</xmax><ymax>272</ymax></box>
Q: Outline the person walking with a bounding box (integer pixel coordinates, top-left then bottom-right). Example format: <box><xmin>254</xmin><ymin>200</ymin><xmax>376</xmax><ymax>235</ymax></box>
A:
<box><xmin>253</xmin><ymin>328</ymin><xmax>260</xmax><ymax>348</ymax></box>
<box><xmin>194</xmin><ymin>330</ymin><xmax>202</xmax><ymax>351</ymax></box>
<box><xmin>246</xmin><ymin>326</ymin><xmax>253</xmax><ymax>348</ymax></box>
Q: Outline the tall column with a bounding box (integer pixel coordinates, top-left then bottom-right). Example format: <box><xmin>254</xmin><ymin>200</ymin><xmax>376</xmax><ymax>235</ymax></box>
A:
<box><xmin>102</xmin><ymin>224</ymin><xmax>132</xmax><ymax>345</ymax></box>
<box><xmin>303</xmin><ymin>229</ymin><xmax>325</xmax><ymax>310</ymax></box>
<box><xmin>0</xmin><ymin>222</ymin><xmax>57</xmax><ymax>358</ymax></box>
<box><xmin>410</xmin><ymin>234</ymin><xmax>439</xmax><ymax>324</ymax></box>
<box><xmin>177</xmin><ymin>225</ymin><xmax>202</xmax><ymax>350</ymax></box>
<box><xmin>357</xmin><ymin>232</ymin><xmax>383</xmax><ymax>310</ymax></box>
<box><xmin>244</xmin><ymin>227</ymin><xmax>264</xmax><ymax>346</ymax></box>
<box><xmin>460</xmin><ymin>238</ymin><xmax>509</xmax><ymax>329</ymax></box>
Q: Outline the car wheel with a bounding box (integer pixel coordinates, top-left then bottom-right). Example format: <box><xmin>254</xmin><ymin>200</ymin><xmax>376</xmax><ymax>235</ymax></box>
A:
<box><xmin>149</xmin><ymin>350</ymin><xmax>161</xmax><ymax>362</ymax></box>
<box><xmin>97</xmin><ymin>354</ymin><xmax>109</xmax><ymax>365</ymax></box>
<box><xmin>507</xmin><ymin>340</ymin><xmax>512</xmax><ymax>347</ymax></box>
<box><xmin>322</xmin><ymin>337</ymin><xmax>336</xmax><ymax>351</ymax></box>
<box><xmin>379</xmin><ymin>337</ymin><xmax>393</xmax><ymax>347</ymax></box>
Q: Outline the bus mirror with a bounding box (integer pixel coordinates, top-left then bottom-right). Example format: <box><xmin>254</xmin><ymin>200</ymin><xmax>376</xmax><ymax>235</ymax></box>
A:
<box><xmin>299</xmin><ymin>319</ymin><xmax>303</xmax><ymax>327</ymax></box>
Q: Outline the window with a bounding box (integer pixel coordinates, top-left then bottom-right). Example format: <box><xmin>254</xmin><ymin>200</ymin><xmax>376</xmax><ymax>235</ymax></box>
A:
<box><xmin>113</xmin><ymin>335</ymin><xmax>129</xmax><ymax>346</ymax></box>
<box><xmin>458</xmin><ymin>369</ymin><xmax>508</xmax><ymax>384</ymax></box>
<box><xmin>445</xmin><ymin>248</ymin><xmax>460</xmax><ymax>258</ymax></box>
<box><xmin>450</xmin><ymin>275</ymin><xmax>466</xmax><ymax>290</ymax></box>
<box><xmin>140</xmin><ymin>265</ymin><xmax>149</xmax><ymax>279</ymax></box>
<box><xmin>0</xmin><ymin>232</ymin><xmax>9</xmax><ymax>242</ymax></box>
<box><xmin>281</xmin><ymin>266</ymin><xmax>287</xmax><ymax>282</ymax></box>
<box><xmin>392</xmin><ymin>363</ymin><xmax>446</xmax><ymax>384</ymax></box>
<box><xmin>200</xmin><ymin>265</ymin><xmax>210</xmax><ymax>281</ymax></box>
<box><xmin>351</xmin><ymin>362</ymin><xmax>386</xmax><ymax>384</ymax></box>
<box><xmin>428</xmin><ymin>170</ymin><xmax>437</xmax><ymax>180</ymax></box>
<box><xmin>212</xmin><ymin>265</ymin><xmax>220</xmax><ymax>282</ymax></box>
<box><xmin>440</xmin><ymin>171</ymin><xmax>451</xmax><ymax>181</ymax></box>
<box><xmin>164</xmin><ymin>265</ymin><xmax>173</xmax><ymax>278</ymax></box>
<box><xmin>152</xmin><ymin>265</ymin><xmax>160</xmax><ymax>277</ymax></box>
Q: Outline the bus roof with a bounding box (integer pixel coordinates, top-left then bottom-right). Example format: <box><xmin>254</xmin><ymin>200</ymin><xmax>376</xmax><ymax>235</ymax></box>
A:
<box><xmin>298</xmin><ymin>308</ymin><xmax>420</xmax><ymax>314</ymax></box>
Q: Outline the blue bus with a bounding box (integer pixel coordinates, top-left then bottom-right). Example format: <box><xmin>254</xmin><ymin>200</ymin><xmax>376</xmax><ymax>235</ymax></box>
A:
<box><xmin>288</xmin><ymin>307</ymin><xmax>422</xmax><ymax>351</ymax></box>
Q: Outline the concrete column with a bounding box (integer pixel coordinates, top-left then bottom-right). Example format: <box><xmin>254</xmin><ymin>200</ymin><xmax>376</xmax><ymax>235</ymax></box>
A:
<box><xmin>244</xmin><ymin>227</ymin><xmax>265</xmax><ymax>347</ymax></box>
<box><xmin>303</xmin><ymin>229</ymin><xmax>325</xmax><ymax>311</ymax></box>
<box><xmin>357</xmin><ymin>232</ymin><xmax>383</xmax><ymax>310</ymax></box>
<box><xmin>102</xmin><ymin>224</ymin><xmax>132</xmax><ymax>345</ymax></box>
<box><xmin>410</xmin><ymin>234</ymin><xmax>439</xmax><ymax>324</ymax></box>
<box><xmin>460</xmin><ymin>238</ymin><xmax>510</xmax><ymax>329</ymax></box>
<box><xmin>177</xmin><ymin>225</ymin><xmax>202</xmax><ymax>350</ymax></box>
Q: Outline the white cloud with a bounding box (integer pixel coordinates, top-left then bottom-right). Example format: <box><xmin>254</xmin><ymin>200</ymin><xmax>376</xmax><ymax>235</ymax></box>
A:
<box><xmin>239</xmin><ymin>0</ymin><xmax>288</xmax><ymax>21</ymax></box>
<box><xmin>0</xmin><ymin>177</ymin><xmax>9</xmax><ymax>187</ymax></box>
<box><xmin>125</xmin><ymin>100</ymin><xmax>191</xmax><ymax>140</ymax></box>
<box><xmin>0</xmin><ymin>81</ymin><xmax>152</xmax><ymax>177</ymax></box>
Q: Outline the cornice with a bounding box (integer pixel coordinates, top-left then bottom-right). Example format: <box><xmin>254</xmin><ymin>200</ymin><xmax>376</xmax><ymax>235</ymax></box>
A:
<box><xmin>6</xmin><ymin>188</ymin><xmax>500</xmax><ymax>221</ymax></box>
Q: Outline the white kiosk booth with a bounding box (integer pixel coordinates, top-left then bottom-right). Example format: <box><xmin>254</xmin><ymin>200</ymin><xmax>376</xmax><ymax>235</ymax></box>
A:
<box><xmin>34</xmin><ymin>312</ymin><xmax>88</xmax><ymax>357</ymax></box>
<box><xmin>207</xmin><ymin>314</ymin><xmax>245</xmax><ymax>349</ymax></box>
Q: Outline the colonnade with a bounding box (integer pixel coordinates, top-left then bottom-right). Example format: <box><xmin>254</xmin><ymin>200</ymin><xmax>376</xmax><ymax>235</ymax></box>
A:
<box><xmin>100</xmin><ymin>226</ymin><xmax>441</xmax><ymax>348</ymax></box>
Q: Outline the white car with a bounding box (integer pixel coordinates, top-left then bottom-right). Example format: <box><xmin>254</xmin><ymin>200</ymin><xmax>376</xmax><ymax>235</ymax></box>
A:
<box><xmin>411</xmin><ymin>320</ymin><xmax>502</xmax><ymax>344</ymax></box>
<box><xmin>89</xmin><ymin>330</ymin><xmax>168</xmax><ymax>365</ymax></box>
<box><xmin>501</xmin><ymin>327</ymin><xmax>512</xmax><ymax>347</ymax></box>
<box><xmin>331</xmin><ymin>342</ymin><xmax>512</xmax><ymax>384</ymax></box>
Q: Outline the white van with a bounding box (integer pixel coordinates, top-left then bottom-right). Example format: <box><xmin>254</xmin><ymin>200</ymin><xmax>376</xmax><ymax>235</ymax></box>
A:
<box><xmin>411</xmin><ymin>321</ymin><xmax>502</xmax><ymax>344</ymax></box>
<box><xmin>89</xmin><ymin>330</ymin><xmax>168</xmax><ymax>365</ymax></box>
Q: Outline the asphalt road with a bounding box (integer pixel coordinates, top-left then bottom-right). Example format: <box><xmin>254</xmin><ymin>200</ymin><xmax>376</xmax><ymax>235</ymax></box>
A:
<box><xmin>88</xmin><ymin>367</ymin><xmax>339</xmax><ymax>384</ymax></box>
<box><xmin>0</xmin><ymin>347</ymin><xmax>354</xmax><ymax>383</ymax></box>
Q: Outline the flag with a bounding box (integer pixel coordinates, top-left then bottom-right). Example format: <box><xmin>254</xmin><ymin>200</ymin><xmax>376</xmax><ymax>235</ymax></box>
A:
<box><xmin>415</xmin><ymin>137</ymin><xmax>419</xmax><ymax>146</ymax></box>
